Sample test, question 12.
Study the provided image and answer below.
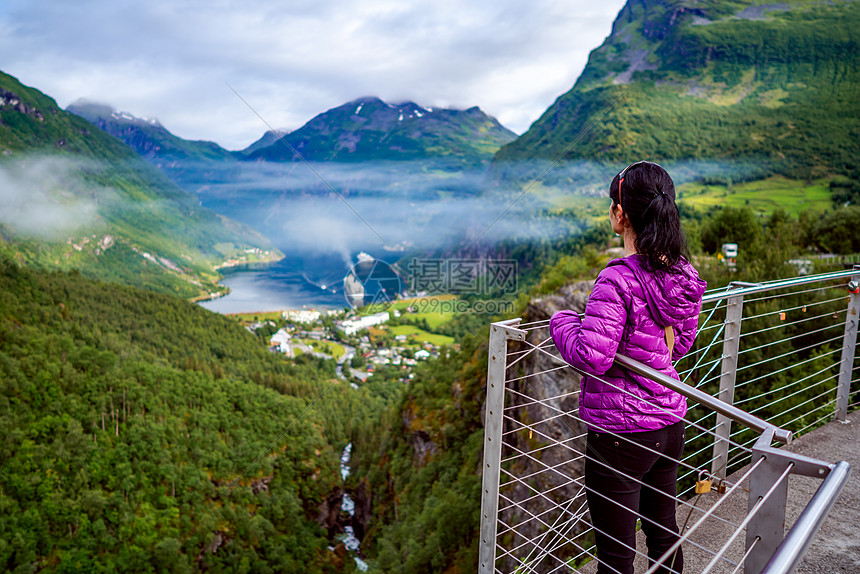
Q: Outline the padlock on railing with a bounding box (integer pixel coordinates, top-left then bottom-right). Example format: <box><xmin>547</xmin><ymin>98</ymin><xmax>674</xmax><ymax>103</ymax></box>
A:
<box><xmin>695</xmin><ymin>470</ymin><xmax>712</xmax><ymax>494</ymax></box>
<box><xmin>848</xmin><ymin>280</ymin><xmax>859</xmax><ymax>294</ymax></box>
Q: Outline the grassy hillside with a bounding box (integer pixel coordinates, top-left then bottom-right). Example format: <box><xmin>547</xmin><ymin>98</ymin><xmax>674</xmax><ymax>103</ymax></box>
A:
<box><xmin>678</xmin><ymin>175</ymin><xmax>832</xmax><ymax>215</ymax></box>
<box><xmin>496</xmin><ymin>0</ymin><xmax>860</xmax><ymax>179</ymax></box>
<box><xmin>0</xmin><ymin>71</ymin><xmax>281</xmax><ymax>299</ymax></box>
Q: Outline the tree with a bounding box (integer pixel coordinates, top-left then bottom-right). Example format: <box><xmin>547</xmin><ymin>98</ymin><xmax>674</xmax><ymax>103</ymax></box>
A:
<box><xmin>810</xmin><ymin>207</ymin><xmax>860</xmax><ymax>254</ymax></box>
<box><xmin>700</xmin><ymin>206</ymin><xmax>763</xmax><ymax>254</ymax></box>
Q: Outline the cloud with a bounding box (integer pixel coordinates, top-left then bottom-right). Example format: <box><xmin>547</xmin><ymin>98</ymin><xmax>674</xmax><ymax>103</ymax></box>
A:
<box><xmin>184</xmin><ymin>159</ymin><xmax>595</xmax><ymax>259</ymax></box>
<box><xmin>0</xmin><ymin>155</ymin><xmax>101</xmax><ymax>239</ymax></box>
<box><xmin>0</xmin><ymin>0</ymin><xmax>626</xmax><ymax>149</ymax></box>
<box><xmin>182</xmin><ymin>156</ymin><xmax>773</xmax><ymax>263</ymax></box>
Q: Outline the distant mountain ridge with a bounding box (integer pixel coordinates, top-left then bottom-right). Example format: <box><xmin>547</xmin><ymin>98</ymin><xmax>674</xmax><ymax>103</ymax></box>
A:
<box><xmin>67</xmin><ymin>100</ymin><xmax>236</xmax><ymax>164</ymax></box>
<box><xmin>496</xmin><ymin>0</ymin><xmax>860</xmax><ymax>178</ymax></box>
<box><xmin>0</xmin><ymin>71</ymin><xmax>281</xmax><ymax>299</ymax></box>
<box><xmin>69</xmin><ymin>97</ymin><xmax>517</xmax><ymax>167</ymax></box>
<box><xmin>241</xmin><ymin>129</ymin><xmax>290</xmax><ymax>155</ymax></box>
<box><xmin>247</xmin><ymin>97</ymin><xmax>517</xmax><ymax>163</ymax></box>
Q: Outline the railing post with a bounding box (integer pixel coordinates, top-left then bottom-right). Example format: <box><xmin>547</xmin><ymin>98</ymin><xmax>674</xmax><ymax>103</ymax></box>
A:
<box><xmin>745</xmin><ymin>431</ymin><xmax>837</xmax><ymax>574</ymax></box>
<box><xmin>712</xmin><ymin>289</ymin><xmax>745</xmax><ymax>480</ymax></box>
<box><xmin>762</xmin><ymin>461</ymin><xmax>851</xmax><ymax>574</ymax></box>
<box><xmin>745</xmin><ymin>430</ymin><xmax>790</xmax><ymax>574</ymax></box>
<box><xmin>835</xmin><ymin>266</ymin><xmax>860</xmax><ymax>421</ymax></box>
<box><xmin>479</xmin><ymin>320</ymin><xmax>525</xmax><ymax>574</ymax></box>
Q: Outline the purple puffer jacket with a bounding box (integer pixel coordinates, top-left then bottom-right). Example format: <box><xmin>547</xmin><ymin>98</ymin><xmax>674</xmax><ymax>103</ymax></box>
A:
<box><xmin>550</xmin><ymin>254</ymin><xmax>706</xmax><ymax>432</ymax></box>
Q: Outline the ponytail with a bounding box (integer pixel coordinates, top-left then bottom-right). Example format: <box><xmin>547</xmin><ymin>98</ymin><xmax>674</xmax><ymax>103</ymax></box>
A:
<box><xmin>609</xmin><ymin>162</ymin><xmax>689</xmax><ymax>273</ymax></box>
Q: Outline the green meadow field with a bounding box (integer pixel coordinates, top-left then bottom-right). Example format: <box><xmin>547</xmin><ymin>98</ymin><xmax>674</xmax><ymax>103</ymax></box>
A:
<box><xmin>677</xmin><ymin>177</ymin><xmax>832</xmax><ymax>216</ymax></box>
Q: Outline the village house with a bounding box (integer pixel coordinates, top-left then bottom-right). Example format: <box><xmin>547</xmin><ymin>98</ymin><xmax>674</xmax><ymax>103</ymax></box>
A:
<box><xmin>282</xmin><ymin>309</ymin><xmax>322</xmax><ymax>324</ymax></box>
<box><xmin>335</xmin><ymin>311</ymin><xmax>391</xmax><ymax>336</ymax></box>
<box><xmin>270</xmin><ymin>328</ymin><xmax>292</xmax><ymax>354</ymax></box>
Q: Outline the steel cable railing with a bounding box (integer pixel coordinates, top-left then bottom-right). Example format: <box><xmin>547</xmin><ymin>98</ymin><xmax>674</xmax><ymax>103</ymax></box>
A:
<box><xmin>504</xmin><ymin>359</ymin><xmax>750</xmax><ymax>528</ymax></box>
<box><xmin>736</xmin><ymin>308</ymin><xmax>847</xmax><ymax>340</ymax></box>
<box><xmin>488</xmin><ymin>328</ymin><xmax>761</xmax><ymax>574</ymax></box>
<box><xmin>479</xmin><ymin>267</ymin><xmax>859</xmax><ymax>574</ymax></box>
<box><xmin>742</xmin><ymin>283</ymin><xmax>851</xmax><ymax>305</ymax></box>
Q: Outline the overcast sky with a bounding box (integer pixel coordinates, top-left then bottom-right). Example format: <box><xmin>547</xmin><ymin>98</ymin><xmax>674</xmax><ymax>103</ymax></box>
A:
<box><xmin>0</xmin><ymin>0</ymin><xmax>626</xmax><ymax>150</ymax></box>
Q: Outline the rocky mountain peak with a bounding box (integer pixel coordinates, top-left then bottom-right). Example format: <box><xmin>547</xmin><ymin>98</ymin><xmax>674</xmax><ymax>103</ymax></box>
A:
<box><xmin>67</xmin><ymin>99</ymin><xmax>234</xmax><ymax>163</ymax></box>
<box><xmin>246</xmin><ymin>96</ymin><xmax>515</xmax><ymax>162</ymax></box>
<box><xmin>68</xmin><ymin>99</ymin><xmax>162</xmax><ymax>127</ymax></box>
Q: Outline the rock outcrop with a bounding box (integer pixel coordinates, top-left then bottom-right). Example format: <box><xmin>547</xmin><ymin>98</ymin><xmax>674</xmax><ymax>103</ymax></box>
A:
<box><xmin>0</xmin><ymin>88</ymin><xmax>44</xmax><ymax>121</ymax></box>
<box><xmin>315</xmin><ymin>487</ymin><xmax>346</xmax><ymax>539</ymax></box>
<box><xmin>409</xmin><ymin>430</ymin><xmax>438</xmax><ymax>467</ymax></box>
<box><xmin>350</xmin><ymin>479</ymin><xmax>373</xmax><ymax>542</ymax></box>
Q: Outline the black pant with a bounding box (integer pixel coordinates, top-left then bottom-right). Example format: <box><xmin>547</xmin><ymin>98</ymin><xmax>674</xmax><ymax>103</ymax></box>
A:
<box><xmin>584</xmin><ymin>421</ymin><xmax>685</xmax><ymax>574</ymax></box>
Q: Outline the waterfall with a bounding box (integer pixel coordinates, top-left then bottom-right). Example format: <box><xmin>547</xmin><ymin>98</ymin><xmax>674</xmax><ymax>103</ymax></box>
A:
<box><xmin>339</xmin><ymin>443</ymin><xmax>368</xmax><ymax>571</ymax></box>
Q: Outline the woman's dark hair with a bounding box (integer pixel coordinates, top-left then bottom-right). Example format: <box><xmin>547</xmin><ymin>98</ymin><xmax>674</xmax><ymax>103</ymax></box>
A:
<box><xmin>609</xmin><ymin>161</ymin><xmax>689</xmax><ymax>273</ymax></box>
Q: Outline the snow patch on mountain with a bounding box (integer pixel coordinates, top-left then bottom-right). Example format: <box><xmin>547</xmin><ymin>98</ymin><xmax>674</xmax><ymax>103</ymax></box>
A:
<box><xmin>110</xmin><ymin>110</ymin><xmax>161</xmax><ymax>126</ymax></box>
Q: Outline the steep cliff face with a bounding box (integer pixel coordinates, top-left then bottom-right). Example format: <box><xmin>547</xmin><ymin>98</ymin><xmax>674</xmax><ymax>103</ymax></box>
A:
<box><xmin>496</xmin><ymin>0</ymin><xmax>860</xmax><ymax>178</ymax></box>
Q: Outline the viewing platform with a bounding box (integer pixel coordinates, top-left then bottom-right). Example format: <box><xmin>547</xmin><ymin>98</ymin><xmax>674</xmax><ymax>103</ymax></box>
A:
<box><xmin>479</xmin><ymin>267</ymin><xmax>859</xmax><ymax>574</ymax></box>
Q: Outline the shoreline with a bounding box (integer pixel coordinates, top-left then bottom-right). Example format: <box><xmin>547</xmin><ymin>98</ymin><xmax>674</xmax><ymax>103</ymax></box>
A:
<box><xmin>191</xmin><ymin>251</ymin><xmax>285</xmax><ymax>304</ymax></box>
<box><xmin>213</xmin><ymin>250</ymin><xmax>284</xmax><ymax>272</ymax></box>
<box><xmin>225</xmin><ymin>306</ymin><xmax>342</xmax><ymax>319</ymax></box>
<box><xmin>189</xmin><ymin>288</ymin><xmax>231</xmax><ymax>304</ymax></box>
<box><xmin>196</xmin><ymin>249</ymin><xmax>394</xmax><ymax>315</ymax></box>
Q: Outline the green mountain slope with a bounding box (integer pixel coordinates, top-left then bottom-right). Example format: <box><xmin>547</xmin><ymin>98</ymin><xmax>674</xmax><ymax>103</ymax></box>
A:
<box><xmin>241</xmin><ymin>129</ymin><xmax>290</xmax><ymax>155</ymax></box>
<box><xmin>496</xmin><ymin>0</ymin><xmax>860</xmax><ymax>178</ymax></box>
<box><xmin>67</xmin><ymin>100</ymin><xmax>235</xmax><ymax>163</ymax></box>
<box><xmin>0</xmin><ymin>257</ymin><xmax>366</xmax><ymax>572</ymax></box>
<box><xmin>0</xmin><ymin>71</ymin><xmax>281</xmax><ymax>299</ymax></box>
<box><xmin>248</xmin><ymin>97</ymin><xmax>517</xmax><ymax>163</ymax></box>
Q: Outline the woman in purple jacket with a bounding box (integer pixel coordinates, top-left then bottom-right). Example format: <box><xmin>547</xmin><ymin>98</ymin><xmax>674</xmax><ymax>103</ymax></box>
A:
<box><xmin>550</xmin><ymin>162</ymin><xmax>706</xmax><ymax>574</ymax></box>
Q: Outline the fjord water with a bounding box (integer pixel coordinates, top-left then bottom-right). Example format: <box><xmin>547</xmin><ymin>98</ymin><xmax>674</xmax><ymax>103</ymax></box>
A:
<box><xmin>189</xmin><ymin>159</ymin><xmax>501</xmax><ymax>314</ymax></box>
<box><xmin>198</xmin><ymin>251</ymin><xmax>350</xmax><ymax>313</ymax></box>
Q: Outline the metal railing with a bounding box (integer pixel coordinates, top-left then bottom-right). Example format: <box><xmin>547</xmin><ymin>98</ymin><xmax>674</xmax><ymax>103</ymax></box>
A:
<box><xmin>479</xmin><ymin>266</ymin><xmax>859</xmax><ymax>574</ymax></box>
